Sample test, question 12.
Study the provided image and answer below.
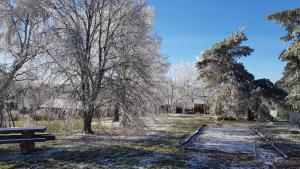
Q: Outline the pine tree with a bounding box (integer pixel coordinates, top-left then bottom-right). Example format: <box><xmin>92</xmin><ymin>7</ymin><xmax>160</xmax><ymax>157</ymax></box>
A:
<box><xmin>197</xmin><ymin>30</ymin><xmax>255</xmax><ymax>119</ymax></box>
<box><xmin>268</xmin><ymin>8</ymin><xmax>300</xmax><ymax>112</ymax></box>
<box><xmin>196</xmin><ymin>30</ymin><xmax>286</xmax><ymax>120</ymax></box>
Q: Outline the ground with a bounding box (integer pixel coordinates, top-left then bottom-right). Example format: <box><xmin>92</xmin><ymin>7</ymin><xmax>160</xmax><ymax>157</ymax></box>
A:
<box><xmin>0</xmin><ymin>114</ymin><xmax>300</xmax><ymax>169</ymax></box>
<box><xmin>253</xmin><ymin>122</ymin><xmax>300</xmax><ymax>168</ymax></box>
<box><xmin>185</xmin><ymin>124</ymin><xmax>282</xmax><ymax>168</ymax></box>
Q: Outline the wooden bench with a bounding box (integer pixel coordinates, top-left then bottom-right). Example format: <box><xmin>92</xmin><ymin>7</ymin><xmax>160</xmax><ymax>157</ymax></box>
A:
<box><xmin>0</xmin><ymin>127</ymin><xmax>55</xmax><ymax>154</ymax></box>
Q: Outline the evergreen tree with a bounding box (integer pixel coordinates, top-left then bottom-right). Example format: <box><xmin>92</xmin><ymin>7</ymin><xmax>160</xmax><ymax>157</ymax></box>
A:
<box><xmin>197</xmin><ymin>30</ymin><xmax>285</xmax><ymax>120</ymax></box>
<box><xmin>269</xmin><ymin>8</ymin><xmax>300</xmax><ymax>112</ymax></box>
<box><xmin>250</xmin><ymin>79</ymin><xmax>287</xmax><ymax>120</ymax></box>
<box><xmin>197</xmin><ymin>30</ymin><xmax>255</xmax><ymax>119</ymax></box>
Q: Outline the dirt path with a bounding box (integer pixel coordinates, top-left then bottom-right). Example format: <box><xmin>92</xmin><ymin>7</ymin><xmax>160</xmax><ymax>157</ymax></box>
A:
<box><xmin>186</xmin><ymin>124</ymin><xmax>283</xmax><ymax>169</ymax></box>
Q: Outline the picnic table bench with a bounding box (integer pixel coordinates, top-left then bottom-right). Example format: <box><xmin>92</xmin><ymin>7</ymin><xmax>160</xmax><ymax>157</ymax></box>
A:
<box><xmin>0</xmin><ymin>127</ymin><xmax>55</xmax><ymax>154</ymax></box>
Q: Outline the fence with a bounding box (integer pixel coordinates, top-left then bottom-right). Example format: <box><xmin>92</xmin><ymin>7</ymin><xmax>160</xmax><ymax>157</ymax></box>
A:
<box><xmin>288</xmin><ymin>112</ymin><xmax>300</xmax><ymax>124</ymax></box>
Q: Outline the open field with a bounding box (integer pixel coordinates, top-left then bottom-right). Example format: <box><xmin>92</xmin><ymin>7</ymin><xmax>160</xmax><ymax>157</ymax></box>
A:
<box><xmin>1</xmin><ymin>114</ymin><xmax>300</xmax><ymax>169</ymax></box>
<box><xmin>0</xmin><ymin>114</ymin><xmax>206</xmax><ymax>169</ymax></box>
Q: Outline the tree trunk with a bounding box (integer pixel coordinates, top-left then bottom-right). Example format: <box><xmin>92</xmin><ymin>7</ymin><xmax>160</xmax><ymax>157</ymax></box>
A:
<box><xmin>113</xmin><ymin>104</ymin><xmax>120</xmax><ymax>122</ymax></box>
<box><xmin>0</xmin><ymin>101</ymin><xmax>5</xmax><ymax>127</ymax></box>
<box><xmin>247</xmin><ymin>109</ymin><xmax>255</xmax><ymax>121</ymax></box>
<box><xmin>7</xmin><ymin>109</ymin><xmax>15</xmax><ymax>127</ymax></box>
<box><xmin>83</xmin><ymin>110</ymin><xmax>94</xmax><ymax>134</ymax></box>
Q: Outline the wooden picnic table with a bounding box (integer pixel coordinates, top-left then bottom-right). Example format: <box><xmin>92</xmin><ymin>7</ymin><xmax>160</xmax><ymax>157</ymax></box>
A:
<box><xmin>0</xmin><ymin>127</ymin><xmax>55</xmax><ymax>154</ymax></box>
<box><xmin>0</xmin><ymin>127</ymin><xmax>46</xmax><ymax>134</ymax></box>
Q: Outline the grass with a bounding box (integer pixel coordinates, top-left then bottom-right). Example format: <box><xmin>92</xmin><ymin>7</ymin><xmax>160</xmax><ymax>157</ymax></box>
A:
<box><xmin>0</xmin><ymin>113</ymin><xmax>253</xmax><ymax>169</ymax></box>
<box><xmin>0</xmin><ymin>163</ymin><xmax>13</xmax><ymax>169</ymax></box>
<box><xmin>13</xmin><ymin>115</ymin><xmax>84</xmax><ymax>134</ymax></box>
<box><xmin>277</xmin><ymin>112</ymin><xmax>289</xmax><ymax>121</ymax></box>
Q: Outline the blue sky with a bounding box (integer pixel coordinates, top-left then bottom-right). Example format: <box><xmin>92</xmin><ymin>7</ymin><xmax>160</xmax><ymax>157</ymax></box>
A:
<box><xmin>148</xmin><ymin>0</ymin><xmax>300</xmax><ymax>82</ymax></box>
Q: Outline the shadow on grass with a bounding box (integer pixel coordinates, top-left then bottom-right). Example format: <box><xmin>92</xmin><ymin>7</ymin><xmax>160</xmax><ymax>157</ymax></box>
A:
<box><xmin>1</xmin><ymin>145</ymin><xmax>190</xmax><ymax>168</ymax></box>
<box><xmin>0</xmin><ymin>131</ymin><xmax>192</xmax><ymax>168</ymax></box>
<box><xmin>0</xmin><ymin>114</ymin><xmax>207</xmax><ymax>168</ymax></box>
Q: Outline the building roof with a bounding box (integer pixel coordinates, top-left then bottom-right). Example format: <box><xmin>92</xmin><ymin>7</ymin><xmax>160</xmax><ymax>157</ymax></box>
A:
<box><xmin>40</xmin><ymin>98</ymin><xmax>81</xmax><ymax>110</ymax></box>
<box><xmin>193</xmin><ymin>96</ymin><xmax>208</xmax><ymax>104</ymax></box>
<box><xmin>193</xmin><ymin>87</ymin><xmax>210</xmax><ymax>104</ymax></box>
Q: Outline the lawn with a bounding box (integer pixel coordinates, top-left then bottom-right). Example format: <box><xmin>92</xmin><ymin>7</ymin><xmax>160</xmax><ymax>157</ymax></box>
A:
<box><xmin>2</xmin><ymin>114</ymin><xmax>300</xmax><ymax>168</ymax></box>
<box><xmin>0</xmin><ymin>114</ymin><xmax>211</xmax><ymax>169</ymax></box>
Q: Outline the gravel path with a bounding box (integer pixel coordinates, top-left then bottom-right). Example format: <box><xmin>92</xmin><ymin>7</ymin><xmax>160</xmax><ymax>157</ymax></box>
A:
<box><xmin>186</xmin><ymin>124</ymin><xmax>283</xmax><ymax>169</ymax></box>
<box><xmin>189</xmin><ymin>125</ymin><xmax>256</xmax><ymax>153</ymax></box>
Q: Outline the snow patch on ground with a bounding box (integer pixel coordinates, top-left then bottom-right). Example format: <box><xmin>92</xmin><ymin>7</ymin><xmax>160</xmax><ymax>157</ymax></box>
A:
<box><xmin>189</xmin><ymin>125</ymin><xmax>257</xmax><ymax>153</ymax></box>
<box><xmin>186</xmin><ymin>124</ymin><xmax>282</xmax><ymax>168</ymax></box>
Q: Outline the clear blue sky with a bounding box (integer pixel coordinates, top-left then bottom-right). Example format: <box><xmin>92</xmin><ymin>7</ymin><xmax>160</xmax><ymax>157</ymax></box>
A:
<box><xmin>148</xmin><ymin>0</ymin><xmax>300</xmax><ymax>82</ymax></box>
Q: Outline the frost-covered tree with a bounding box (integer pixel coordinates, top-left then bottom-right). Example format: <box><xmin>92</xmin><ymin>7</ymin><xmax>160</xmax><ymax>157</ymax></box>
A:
<box><xmin>110</xmin><ymin>35</ymin><xmax>168</xmax><ymax>129</ymax></box>
<box><xmin>48</xmin><ymin>0</ymin><xmax>165</xmax><ymax>134</ymax></box>
<box><xmin>166</xmin><ymin>62</ymin><xmax>202</xmax><ymax>113</ymax></box>
<box><xmin>197</xmin><ymin>30</ymin><xmax>255</xmax><ymax>119</ymax></box>
<box><xmin>197</xmin><ymin>30</ymin><xmax>287</xmax><ymax>120</ymax></box>
<box><xmin>0</xmin><ymin>0</ymin><xmax>52</xmax><ymax>126</ymax></box>
<box><xmin>249</xmin><ymin>79</ymin><xmax>287</xmax><ymax>120</ymax></box>
<box><xmin>268</xmin><ymin>8</ymin><xmax>300</xmax><ymax>112</ymax></box>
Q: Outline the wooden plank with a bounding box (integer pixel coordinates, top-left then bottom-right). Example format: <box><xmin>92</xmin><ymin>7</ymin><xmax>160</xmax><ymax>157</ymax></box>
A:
<box><xmin>178</xmin><ymin>124</ymin><xmax>207</xmax><ymax>148</ymax></box>
<box><xmin>0</xmin><ymin>138</ymin><xmax>46</xmax><ymax>144</ymax></box>
<box><xmin>0</xmin><ymin>127</ymin><xmax>46</xmax><ymax>134</ymax></box>
<box><xmin>0</xmin><ymin>134</ymin><xmax>55</xmax><ymax>141</ymax></box>
<box><xmin>249</xmin><ymin>127</ymin><xmax>288</xmax><ymax>158</ymax></box>
<box><xmin>0</xmin><ymin>135</ymin><xmax>21</xmax><ymax>140</ymax></box>
<box><xmin>34</xmin><ymin>134</ymin><xmax>56</xmax><ymax>141</ymax></box>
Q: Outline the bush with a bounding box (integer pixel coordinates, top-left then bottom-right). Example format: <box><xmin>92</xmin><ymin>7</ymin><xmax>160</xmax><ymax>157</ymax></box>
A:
<box><xmin>277</xmin><ymin>112</ymin><xmax>289</xmax><ymax>121</ymax></box>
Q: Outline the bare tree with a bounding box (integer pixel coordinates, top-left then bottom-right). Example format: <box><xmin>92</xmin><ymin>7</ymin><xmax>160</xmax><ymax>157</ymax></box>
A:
<box><xmin>165</xmin><ymin>62</ymin><xmax>202</xmax><ymax>113</ymax></box>
<box><xmin>0</xmin><ymin>0</ymin><xmax>52</xmax><ymax>126</ymax></box>
<box><xmin>111</xmin><ymin>36</ymin><xmax>168</xmax><ymax>130</ymax></box>
<box><xmin>48</xmin><ymin>0</ymin><xmax>164</xmax><ymax>134</ymax></box>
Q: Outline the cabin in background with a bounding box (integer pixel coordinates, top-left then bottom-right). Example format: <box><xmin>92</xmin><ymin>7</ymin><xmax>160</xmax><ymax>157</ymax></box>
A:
<box><xmin>160</xmin><ymin>87</ymin><xmax>209</xmax><ymax>114</ymax></box>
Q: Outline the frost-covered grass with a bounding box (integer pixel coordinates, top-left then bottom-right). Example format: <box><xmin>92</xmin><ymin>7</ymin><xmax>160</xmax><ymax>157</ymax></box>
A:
<box><xmin>252</xmin><ymin>122</ymin><xmax>300</xmax><ymax>168</ymax></box>
<box><xmin>0</xmin><ymin>114</ymin><xmax>207</xmax><ymax>169</ymax></box>
<box><xmin>6</xmin><ymin>114</ymin><xmax>287</xmax><ymax>168</ymax></box>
